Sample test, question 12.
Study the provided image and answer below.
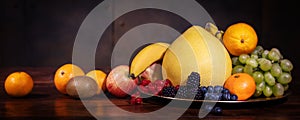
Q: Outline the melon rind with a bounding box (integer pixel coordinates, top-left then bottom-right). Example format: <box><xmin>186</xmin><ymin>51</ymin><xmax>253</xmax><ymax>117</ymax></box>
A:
<box><xmin>162</xmin><ymin>26</ymin><xmax>232</xmax><ymax>86</ymax></box>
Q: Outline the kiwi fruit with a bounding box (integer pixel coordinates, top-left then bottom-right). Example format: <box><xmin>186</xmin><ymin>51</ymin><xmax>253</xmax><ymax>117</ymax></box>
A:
<box><xmin>66</xmin><ymin>76</ymin><xmax>98</xmax><ymax>99</ymax></box>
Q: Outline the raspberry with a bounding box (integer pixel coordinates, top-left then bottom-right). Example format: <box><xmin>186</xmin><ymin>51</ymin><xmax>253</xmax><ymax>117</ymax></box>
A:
<box><xmin>194</xmin><ymin>87</ymin><xmax>204</xmax><ymax>100</ymax></box>
<box><xmin>175</xmin><ymin>85</ymin><xmax>180</xmax><ymax>91</ymax></box>
<box><xmin>164</xmin><ymin>79</ymin><xmax>173</xmax><ymax>87</ymax></box>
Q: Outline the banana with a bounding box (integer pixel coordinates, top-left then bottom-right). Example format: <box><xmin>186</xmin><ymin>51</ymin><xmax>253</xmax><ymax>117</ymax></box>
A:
<box><xmin>205</xmin><ymin>22</ymin><xmax>224</xmax><ymax>40</ymax></box>
<box><xmin>129</xmin><ymin>42</ymin><xmax>170</xmax><ymax>78</ymax></box>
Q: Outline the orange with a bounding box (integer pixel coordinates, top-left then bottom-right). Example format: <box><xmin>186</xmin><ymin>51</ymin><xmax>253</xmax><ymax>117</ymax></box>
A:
<box><xmin>224</xmin><ymin>73</ymin><xmax>256</xmax><ymax>100</ymax></box>
<box><xmin>86</xmin><ymin>70</ymin><xmax>107</xmax><ymax>94</ymax></box>
<box><xmin>223</xmin><ymin>22</ymin><xmax>258</xmax><ymax>56</ymax></box>
<box><xmin>4</xmin><ymin>72</ymin><xmax>34</xmax><ymax>97</ymax></box>
<box><xmin>54</xmin><ymin>64</ymin><xmax>85</xmax><ymax>94</ymax></box>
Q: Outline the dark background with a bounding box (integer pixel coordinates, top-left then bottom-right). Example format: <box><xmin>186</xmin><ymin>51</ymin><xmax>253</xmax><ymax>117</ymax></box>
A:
<box><xmin>1</xmin><ymin>0</ymin><xmax>299</xmax><ymax>69</ymax></box>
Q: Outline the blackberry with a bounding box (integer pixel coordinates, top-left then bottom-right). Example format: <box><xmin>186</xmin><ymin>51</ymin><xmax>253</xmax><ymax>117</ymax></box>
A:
<box><xmin>162</xmin><ymin>86</ymin><xmax>176</xmax><ymax>97</ymax></box>
<box><xmin>176</xmin><ymin>86</ymin><xmax>188</xmax><ymax>98</ymax></box>
<box><xmin>194</xmin><ymin>87</ymin><xmax>204</xmax><ymax>100</ymax></box>
<box><xmin>187</xmin><ymin>87</ymin><xmax>198</xmax><ymax>99</ymax></box>
<box><xmin>186</xmin><ymin>72</ymin><xmax>200</xmax><ymax>88</ymax></box>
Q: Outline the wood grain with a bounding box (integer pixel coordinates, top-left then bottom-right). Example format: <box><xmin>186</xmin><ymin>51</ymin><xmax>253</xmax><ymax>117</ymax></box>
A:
<box><xmin>0</xmin><ymin>67</ymin><xmax>300</xmax><ymax>120</ymax></box>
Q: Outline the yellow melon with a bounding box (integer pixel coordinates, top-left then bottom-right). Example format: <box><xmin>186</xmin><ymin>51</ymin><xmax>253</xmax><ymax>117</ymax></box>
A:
<box><xmin>162</xmin><ymin>26</ymin><xmax>232</xmax><ymax>86</ymax></box>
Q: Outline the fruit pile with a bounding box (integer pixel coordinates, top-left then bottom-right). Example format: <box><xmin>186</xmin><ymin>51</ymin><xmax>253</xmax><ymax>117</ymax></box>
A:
<box><xmin>129</xmin><ymin>25</ymin><xmax>232</xmax><ymax>88</ymax></box>
<box><xmin>54</xmin><ymin>64</ymin><xmax>107</xmax><ymax>99</ymax></box>
<box><xmin>158</xmin><ymin>72</ymin><xmax>238</xmax><ymax>101</ymax></box>
<box><xmin>129</xmin><ymin>71</ymin><xmax>238</xmax><ymax>114</ymax></box>
<box><xmin>126</xmin><ymin>22</ymin><xmax>294</xmax><ymax>103</ymax></box>
<box><xmin>129</xmin><ymin>79</ymin><xmax>171</xmax><ymax>105</ymax></box>
<box><xmin>222</xmin><ymin>22</ymin><xmax>294</xmax><ymax>99</ymax></box>
<box><xmin>2</xmin><ymin>20</ymin><xmax>294</xmax><ymax>116</ymax></box>
<box><xmin>231</xmin><ymin>46</ymin><xmax>293</xmax><ymax>98</ymax></box>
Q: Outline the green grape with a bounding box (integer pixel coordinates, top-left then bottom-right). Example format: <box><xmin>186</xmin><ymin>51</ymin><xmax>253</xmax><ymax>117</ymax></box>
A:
<box><xmin>232</xmin><ymin>57</ymin><xmax>242</xmax><ymax>66</ymax></box>
<box><xmin>272</xmin><ymin>83</ymin><xmax>284</xmax><ymax>97</ymax></box>
<box><xmin>251</xmin><ymin>54</ymin><xmax>259</xmax><ymax>59</ymax></box>
<box><xmin>277</xmin><ymin>72</ymin><xmax>292</xmax><ymax>84</ymax></box>
<box><xmin>232</xmin><ymin>65</ymin><xmax>244</xmax><ymax>74</ymax></box>
<box><xmin>253</xmin><ymin>90</ymin><xmax>262</xmax><ymax>97</ymax></box>
<box><xmin>270</xmin><ymin>63</ymin><xmax>282</xmax><ymax>78</ymax></box>
<box><xmin>256</xmin><ymin>81</ymin><xmax>266</xmax><ymax>91</ymax></box>
<box><xmin>251</xmin><ymin>49</ymin><xmax>259</xmax><ymax>55</ymax></box>
<box><xmin>255</xmin><ymin>45</ymin><xmax>264</xmax><ymax>56</ymax></box>
<box><xmin>262</xmin><ymin>50</ymin><xmax>269</xmax><ymax>58</ymax></box>
<box><xmin>268</xmin><ymin>50</ymin><xmax>280</xmax><ymax>62</ymax></box>
<box><xmin>246</xmin><ymin>58</ymin><xmax>258</xmax><ymax>68</ymax></box>
<box><xmin>263</xmin><ymin>85</ymin><xmax>273</xmax><ymax>97</ymax></box>
<box><xmin>256</xmin><ymin>58</ymin><xmax>262</xmax><ymax>63</ymax></box>
<box><xmin>280</xmin><ymin>59</ymin><xmax>293</xmax><ymax>72</ymax></box>
<box><xmin>252</xmin><ymin>71</ymin><xmax>264</xmax><ymax>83</ymax></box>
<box><xmin>258</xmin><ymin>58</ymin><xmax>272</xmax><ymax>71</ymax></box>
<box><xmin>243</xmin><ymin>64</ymin><xmax>253</xmax><ymax>75</ymax></box>
<box><xmin>264</xmin><ymin>72</ymin><xmax>276</xmax><ymax>86</ymax></box>
<box><xmin>283</xmin><ymin>84</ymin><xmax>289</xmax><ymax>91</ymax></box>
<box><xmin>239</xmin><ymin>54</ymin><xmax>250</xmax><ymax>64</ymax></box>
<box><xmin>253</xmin><ymin>67</ymin><xmax>260</xmax><ymax>71</ymax></box>
<box><xmin>270</xmin><ymin>48</ymin><xmax>283</xmax><ymax>59</ymax></box>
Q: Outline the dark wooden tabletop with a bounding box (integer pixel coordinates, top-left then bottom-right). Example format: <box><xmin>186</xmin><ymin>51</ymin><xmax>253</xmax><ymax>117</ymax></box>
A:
<box><xmin>1</xmin><ymin>67</ymin><xmax>300</xmax><ymax>120</ymax></box>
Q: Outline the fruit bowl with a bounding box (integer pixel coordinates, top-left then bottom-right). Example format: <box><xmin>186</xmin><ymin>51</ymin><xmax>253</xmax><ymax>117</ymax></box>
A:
<box><xmin>142</xmin><ymin>91</ymin><xmax>291</xmax><ymax>109</ymax></box>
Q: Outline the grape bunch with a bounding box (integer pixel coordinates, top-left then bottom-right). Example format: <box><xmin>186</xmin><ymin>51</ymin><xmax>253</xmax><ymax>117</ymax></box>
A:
<box><xmin>231</xmin><ymin>45</ymin><xmax>293</xmax><ymax>97</ymax></box>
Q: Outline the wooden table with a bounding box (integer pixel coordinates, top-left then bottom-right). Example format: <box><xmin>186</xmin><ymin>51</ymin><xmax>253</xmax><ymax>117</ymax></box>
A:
<box><xmin>1</xmin><ymin>67</ymin><xmax>300</xmax><ymax>120</ymax></box>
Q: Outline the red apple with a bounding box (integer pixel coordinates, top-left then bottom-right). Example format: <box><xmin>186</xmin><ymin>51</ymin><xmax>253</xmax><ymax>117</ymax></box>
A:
<box><xmin>106</xmin><ymin>65</ymin><xmax>137</xmax><ymax>98</ymax></box>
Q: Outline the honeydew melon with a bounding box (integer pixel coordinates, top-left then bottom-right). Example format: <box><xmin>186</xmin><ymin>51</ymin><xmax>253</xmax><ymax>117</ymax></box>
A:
<box><xmin>162</xmin><ymin>26</ymin><xmax>232</xmax><ymax>86</ymax></box>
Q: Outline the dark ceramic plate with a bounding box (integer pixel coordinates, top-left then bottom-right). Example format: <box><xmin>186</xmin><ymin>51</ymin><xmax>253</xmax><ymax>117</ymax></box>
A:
<box><xmin>143</xmin><ymin>91</ymin><xmax>291</xmax><ymax>109</ymax></box>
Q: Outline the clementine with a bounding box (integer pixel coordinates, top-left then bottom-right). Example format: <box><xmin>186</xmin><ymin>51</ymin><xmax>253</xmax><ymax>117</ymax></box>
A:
<box><xmin>224</xmin><ymin>73</ymin><xmax>256</xmax><ymax>100</ymax></box>
<box><xmin>54</xmin><ymin>64</ymin><xmax>85</xmax><ymax>94</ymax></box>
<box><xmin>223</xmin><ymin>22</ymin><xmax>258</xmax><ymax>56</ymax></box>
<box><xmin>86</xmin><ymin>70</ymin><xmax>107</xmax><ymax>94</ymax></box>
<box><xmin>4</xmin><ymin>72</ymin><xmax>34</xmax><ymax>97</ymax></box>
